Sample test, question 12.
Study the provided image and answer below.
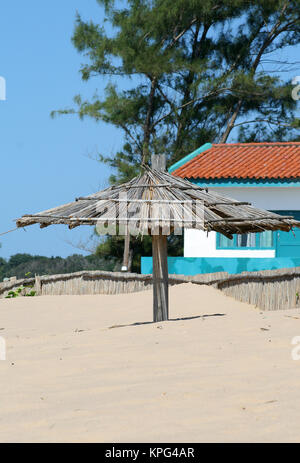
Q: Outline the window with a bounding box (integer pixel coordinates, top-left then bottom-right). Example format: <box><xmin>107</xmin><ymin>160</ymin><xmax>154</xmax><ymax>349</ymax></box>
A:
<box><xmin>237</xmin><ymin>233</ymin><xmax>256</xmax><ymax>248</ymax></box>
<box><xmin>218</xmin><ymin>233</ymin><xmax>233</xmax><ymax>248</ymax></box>
<box><xmin>217</xmin><ymin>230</ymin><xmax>273</xmax><ymax>249</ymax></box>
<box><xmin>259</xmin><ymin>230</ymin><xmax>273</xmax><ymax>248</ymax></box>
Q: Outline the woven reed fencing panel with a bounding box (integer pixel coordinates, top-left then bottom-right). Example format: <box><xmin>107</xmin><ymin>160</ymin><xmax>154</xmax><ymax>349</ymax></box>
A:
<box><xmin>1</xmin><ymin>268</ymin><xmax>300</xmax><ymax>311</ymax></box>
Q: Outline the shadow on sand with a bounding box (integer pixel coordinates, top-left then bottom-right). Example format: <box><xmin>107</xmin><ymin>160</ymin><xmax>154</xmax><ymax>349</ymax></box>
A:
<box><xmin>108</xmin><ymin>313</ymin><xmax>226</xmax><ymax>329</ymax></box>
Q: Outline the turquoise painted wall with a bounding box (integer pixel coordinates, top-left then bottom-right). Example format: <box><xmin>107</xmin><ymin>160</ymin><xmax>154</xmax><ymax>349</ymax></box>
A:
<box><xmin>274</xmin><ymin>211</ymin><xmax>300</xmax><ymax>257</ymax></box>
<box><xmin>141</xmin><ymin>256</ymin><xmax>300</xmax><ymax>275</ymax></box>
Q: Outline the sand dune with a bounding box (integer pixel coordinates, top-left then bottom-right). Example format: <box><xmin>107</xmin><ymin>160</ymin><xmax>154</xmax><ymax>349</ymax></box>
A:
<box><xmin>1</xmin><ymin>283</ymin><xmax>300</xmax><ymax>443</ymax></box>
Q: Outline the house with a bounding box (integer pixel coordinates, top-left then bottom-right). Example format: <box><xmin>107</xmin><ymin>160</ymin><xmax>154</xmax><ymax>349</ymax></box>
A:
<box><xmin>141</xmin><ymin>142</ymin><xmax>300</xmax><ymax>275</ymax></box>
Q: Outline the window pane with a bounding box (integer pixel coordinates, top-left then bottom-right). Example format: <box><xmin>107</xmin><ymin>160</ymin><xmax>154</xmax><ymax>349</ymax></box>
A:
<box><xmin>237</xmin><ymin>233</ymin><xmax>256</xmax><ymax>247</ymax></box>
<box><xmin>259</xmin><ymin>230</ymin><xmax>273</xmax><ymax>248</ymax></box>
<box><xmin>219</xmin><ymin>234</ymin><xmax>234</xmax><ymax>248</ymax></box>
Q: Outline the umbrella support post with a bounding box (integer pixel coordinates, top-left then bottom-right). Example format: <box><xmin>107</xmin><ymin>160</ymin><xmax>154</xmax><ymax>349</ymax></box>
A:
<box><xmin>152</xmin><ymin>233</ymin><xmax>169</xmax><ymax>322</ymax></box>
<box><xmin>121</xmin><ymin>233</ymin><xmax>130</xmax><ymax>272</ymax></box>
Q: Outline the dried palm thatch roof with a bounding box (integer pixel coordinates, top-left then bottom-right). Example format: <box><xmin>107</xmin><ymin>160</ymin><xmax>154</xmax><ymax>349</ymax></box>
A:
<box><xmin>16</xmin><ymin>165</ymin><xmax>300</xmax><ymax>238</ymax></box>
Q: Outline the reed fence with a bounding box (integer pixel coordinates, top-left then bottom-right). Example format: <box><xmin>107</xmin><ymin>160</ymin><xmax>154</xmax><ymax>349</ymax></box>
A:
<box><xmin>1</xmin><ymin>267</ymin><xmax>300</xmax><ymax>311</ymax></box>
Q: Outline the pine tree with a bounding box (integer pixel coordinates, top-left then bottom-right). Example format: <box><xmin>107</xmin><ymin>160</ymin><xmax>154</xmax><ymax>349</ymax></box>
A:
<box><xmin>53</xmin><ymin>0</ymin><xmax>300</xmax><ymax>180</ymax></box>
<box><xmin>52</xmin><ymin>0</ymin><xmax>300</xmax><ymax>270</ymax></box>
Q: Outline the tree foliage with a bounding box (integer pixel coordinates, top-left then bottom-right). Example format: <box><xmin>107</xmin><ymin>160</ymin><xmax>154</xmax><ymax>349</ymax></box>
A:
<box><xmin>0</xmin><ymin>253</ymin><xmax>118</xmax><ymax>281</ymax></box>
<box><xmin>53</xmin><ymin>0</ymin><xmax>300</xmax><ymax>183</ymax></box>
<box><xmin>95</xmin><ymin>233</ymin><xmax>183</xmax><ymax>272</ymax></box>
<box><xmin>52</xmin><ymin>0</ymin><xmax>300</xmax><ymax>269</ymax></box>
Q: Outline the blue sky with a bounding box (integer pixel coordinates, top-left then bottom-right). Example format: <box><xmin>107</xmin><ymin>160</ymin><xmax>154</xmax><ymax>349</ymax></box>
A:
<box><xmin>0</xmin><ymin>1</ymin><xmax>122</xmax><ymax>259</ymax></box>
<box><xmin>0</xmin><ymin>1</ymin><xmax>299</xmax><ymax>259</ymax></box>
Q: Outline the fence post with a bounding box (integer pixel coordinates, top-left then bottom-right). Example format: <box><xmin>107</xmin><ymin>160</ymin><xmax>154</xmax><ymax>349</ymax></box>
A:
<box><xmin>35</xmin><ymin>275</ymin><xmax>42</xmax><ymax>295</ymax></box>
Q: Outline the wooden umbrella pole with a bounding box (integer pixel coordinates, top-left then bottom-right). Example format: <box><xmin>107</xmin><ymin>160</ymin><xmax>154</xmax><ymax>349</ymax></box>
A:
<box><xmin>152</xmin><ymin>231</ymin><xmax>169</xmax><ymax>322</ymax></box>
<box><xmin>122</xmin><ymin>233</ymin><xmax>130</xmax><ymax>272</ymax></box>
<box><xmin>151</xmin><ymin>154</ymin><xmax>169</xmax><ymax>322</ymax></box>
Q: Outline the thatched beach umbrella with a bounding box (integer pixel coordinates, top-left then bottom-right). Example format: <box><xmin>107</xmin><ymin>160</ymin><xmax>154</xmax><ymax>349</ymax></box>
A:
<box><xmin>16</xmin><ymin>155</ymin><xmax>300</xmax><ymax>322</ymax></box>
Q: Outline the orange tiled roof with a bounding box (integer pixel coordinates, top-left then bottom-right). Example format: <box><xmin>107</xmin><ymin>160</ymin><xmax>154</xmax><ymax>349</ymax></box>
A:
<box><xmin>172</xmin><ymin>142</ymin><xmax>300</xmax><ymax>179</ymax></box>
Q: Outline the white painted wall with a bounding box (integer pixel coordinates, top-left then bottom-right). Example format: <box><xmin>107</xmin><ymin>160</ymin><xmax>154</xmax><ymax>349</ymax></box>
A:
<box><xmin>184</xmin><ymin>186</ymin><xmax>300</xmax><ymax>258</ymax></box>
<box><xmin>184</xmin><ymin>229</ymin><xmax>276</xmax><ymax>257</ymax></box>
<box><xmin>208</xmin><ymin>186</ymin><xmax>300</xmax><ymax>210</ymax></box>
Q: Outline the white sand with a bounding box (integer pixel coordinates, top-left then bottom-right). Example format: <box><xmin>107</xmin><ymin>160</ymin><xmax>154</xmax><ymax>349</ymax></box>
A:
<box><xmin>1</xmin><ymin>283</ymin><xmax>300</xmax><ymax>443</ymax></box>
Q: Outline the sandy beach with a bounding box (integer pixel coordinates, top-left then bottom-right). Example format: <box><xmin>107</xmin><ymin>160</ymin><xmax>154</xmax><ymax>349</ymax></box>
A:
<box><xmin>1</xmin><ymin>283</ymin><xmax>300</xmax><ymax>443</ymax></box>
